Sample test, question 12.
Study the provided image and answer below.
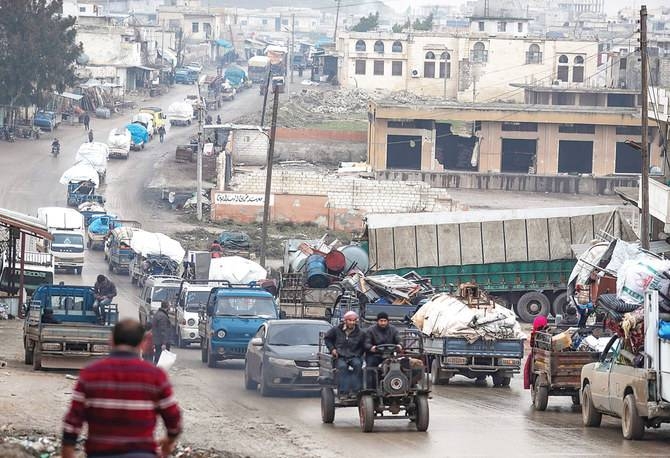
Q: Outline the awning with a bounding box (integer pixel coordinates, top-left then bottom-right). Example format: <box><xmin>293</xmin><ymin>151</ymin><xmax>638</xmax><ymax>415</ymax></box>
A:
<box><xmin>0</xmin><ymin>208</ymin><xmax>52</xmax><ymax>240</ymax></box>
<box><xmin>157</xmin><ymin>48</ymin><xmax>177</xmax><ymax>65</ymax></box>
<box><xmin>215</xmin><ymin>39</ymin><xmax>233</xmax><ymax>49</ymax></box>
<box><xmin>129</xmin><ymin>65</ymin><xmax>155</xmax><ymax>72</ymax></box>
<box><xmin>55</xmin><ymin>91</ymin><xmax>83</xmax><ymax>101</ymax></box>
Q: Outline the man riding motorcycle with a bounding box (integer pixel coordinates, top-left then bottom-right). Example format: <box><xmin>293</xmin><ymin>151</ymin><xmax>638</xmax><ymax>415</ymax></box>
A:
<box><xmin>51</xmin><ymin>138</ymin><xmax>60</xmax><ymax>156</ymax></box>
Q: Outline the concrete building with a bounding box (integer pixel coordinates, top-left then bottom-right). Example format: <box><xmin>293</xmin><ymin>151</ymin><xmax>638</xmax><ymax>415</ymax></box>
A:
<box><xmin>337</xmin><ymin>30</ymin><xmax>600</xmax><ymax>103</ymax></box>
<box><xmin>234</xmin><ymin>8</ymin><xmax>323</xmax><ymax>36</ymax></box>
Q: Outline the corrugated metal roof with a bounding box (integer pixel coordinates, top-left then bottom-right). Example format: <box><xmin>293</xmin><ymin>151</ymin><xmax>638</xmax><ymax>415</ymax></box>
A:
<box><xmin>365</xmin><ymin>205</ymin><xmax>621</xmax><ymax>229</ymax></box>
<box><xmin>0</xmin><ymin>208</ymin><xmax>52</xmax><ymax>239</ymax></box>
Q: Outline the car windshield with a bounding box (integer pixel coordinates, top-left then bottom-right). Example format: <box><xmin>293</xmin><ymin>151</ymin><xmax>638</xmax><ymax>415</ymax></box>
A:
<box><xmin>267</xmin><ymin>324</ymin><xmax>331</xmax><ymax>346</ymax></box>
<box><xmin>214</xmin><ymin>296</ymin><xmax>276</xmax><ymax>318</ymax></box>
<box><xmin>185</xmin><ymin>291</ymin><xmax>210</xmax><ymax>312</ymax></box>
<box><xmin>152</xmin><ymin>286</ymin><xmax>179</xmax><ymax>302</ymax></box>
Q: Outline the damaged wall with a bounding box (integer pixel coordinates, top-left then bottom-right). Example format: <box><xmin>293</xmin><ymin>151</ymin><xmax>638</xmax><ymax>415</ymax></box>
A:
<box><xmin>274</xmin><ymin>128</ymin><xmax>367</xmax><ymax>166</ymax></box>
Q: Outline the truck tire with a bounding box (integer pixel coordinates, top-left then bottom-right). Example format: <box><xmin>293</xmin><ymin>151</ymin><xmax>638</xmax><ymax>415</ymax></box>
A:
<box><xmin>517</xmin><ymin>292</ymin><xmax>550</xmax><ymax>323</ymax></box>
<box><xmin>200</xmin><ymin>338</ymin><xmax>207</xmax><ymax>363</ymax></box>
<box><xmin>532</xmin><ymin>377</ymin><xmax>548</xmax><ymax>411</ymax></box>
<box><xmin>622</xmin><ymin>393</ymin><xmax>645</xmax><ymax>440</ymax></box>
<box><xmin>359</xmin><ymin>395</ymin><xmax>375</xmax><ymax>433</ymax></box>
<box><xmin>581</xmin><ymin>384</ymin><xmax>602</xmax><ymax>427</ymax></box>
<box><xmin>430</xmin><ymin>358</ymin><xmax>448</xmax><ymax>385</ymax></box>
<box><xmin>414</xmin><ymin>394</ymin><xmax>429</xmax><ymax>432</ymax></box>
<box><xmin>321</xmin><ymin>388</ymin><xmax>335</xmax><ymax>423</ymax></box>
<box><xmin>207</xmin><ymin>342</ymin><xmax>217</xmax><ymax>368</ymax></box>
<box><xmin>24</xmin><ymin>341</ymin><xmax>34</xmax><ymax>365</ymax></box>
<box><xmin>33</xmin><ymin>348</ymin><xmax>42</xmax><ymax>371</ymax></box>
<box><xmin>492</xmin><ymin>374</ymin><xmax>511</xmax><ymax>387</ymax></box>
<box><xmin>551</xmin><ymin>292</ymin><xmax>570</xmax><ymax>317</ymax></box>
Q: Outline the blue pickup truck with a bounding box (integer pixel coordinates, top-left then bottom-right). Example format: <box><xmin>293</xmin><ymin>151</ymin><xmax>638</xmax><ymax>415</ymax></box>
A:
<box><xmin>199</xmin><ymin>283</ymin><xmax>282</xmax><ymax>368</ymax></box>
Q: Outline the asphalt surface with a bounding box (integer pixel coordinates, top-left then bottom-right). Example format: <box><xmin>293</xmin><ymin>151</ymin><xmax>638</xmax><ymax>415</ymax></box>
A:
<box><xmin>1</xmin><ymin>85</ymin><xmax>670</xmax><ymax>456</ymax></box>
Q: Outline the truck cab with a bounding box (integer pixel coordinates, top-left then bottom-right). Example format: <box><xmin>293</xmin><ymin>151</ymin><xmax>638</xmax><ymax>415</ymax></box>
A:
<box><xmin>581</xmin><ymin>291</ymin><xmax>670</xmax><ymax>439</ymax></box>
<box><xmin>199</xmin><ymin>283</ymin><xmax>281</xmax><ymax>368</ymax></box>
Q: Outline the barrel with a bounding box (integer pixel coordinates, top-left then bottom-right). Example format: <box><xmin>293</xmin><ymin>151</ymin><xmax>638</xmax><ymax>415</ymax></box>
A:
<box><xmin>339</xmin><ymin>244</ymin><xmax>369</xmax><ymax>273</ymax></box>
<box><xmin>306</xmin><ymin>254</ymin><xmax>329</xmax><ymax>288</ymax></box>
<box><xmin>324</xmin><ymin>250</ymin><xmax>346</xmax><ymax>273</ymax></box>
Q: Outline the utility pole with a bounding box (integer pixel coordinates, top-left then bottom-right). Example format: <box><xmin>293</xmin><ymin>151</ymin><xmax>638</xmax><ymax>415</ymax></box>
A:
<box><xmin>333</xmin><ymin>0</ymin><xmax>341</xmax><ymax>44</ymax></box>
<box><xmin>290</xmin><ymin>13</ymin><xmax>295</xmax><ymax>84</ymax></box>
<box><xmin>640</xmin><ymin>4</ymin><xmax>650</xmax><ymax>249</ymax></box>
<box><xmin>260</xmin><ymin>70</ymin><xmax>271</xmax><ymax>126</ymax></box>
<box><xmin>196</xmin><ymin>82</ymin><xmax>204</xmax><ymax>221</ymax></box>
<box><xmin>259</xmin><ymin>80</ymin><xmax>281</xmax><ymax>267</ymax></box>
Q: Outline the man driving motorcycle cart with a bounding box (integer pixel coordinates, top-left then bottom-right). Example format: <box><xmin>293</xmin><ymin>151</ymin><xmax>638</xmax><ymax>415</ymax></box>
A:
<box><xmin>364</xmin><ymin>312</ymin><xmax>402</xmax><ymax>388</ymax></box>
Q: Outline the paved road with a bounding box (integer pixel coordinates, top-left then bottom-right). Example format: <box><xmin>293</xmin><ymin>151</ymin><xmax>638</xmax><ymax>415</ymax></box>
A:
<box><xmin>1</xmin><ymin>85</ymin><xmax>670</xmax><ymax>456</ymax></box>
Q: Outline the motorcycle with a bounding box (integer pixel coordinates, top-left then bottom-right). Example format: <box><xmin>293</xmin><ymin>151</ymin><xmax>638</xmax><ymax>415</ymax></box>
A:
<box><xmin>51</xmin><ymin>143</ymin><xmax>60</xmax><ymax>157</ymax></box>
<box><xmin>1</xmin><ymin>127</ymin><xmax>16</xmax><ymax>142</ymax></box>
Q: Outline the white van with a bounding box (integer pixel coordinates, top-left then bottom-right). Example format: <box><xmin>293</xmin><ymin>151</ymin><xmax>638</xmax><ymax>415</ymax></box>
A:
<box><xmin>173</xmin><ymin>282</ymin><xmax>217</xmax><ymax>347</ymax></box>
<box><xmin>36</xmin><ymin>207</ymin><xmax>86</xmax><ymax>274</ymax></box>
<box><xmin>138</xmin><ymin>275</ymin><xmax>182</xmax><ymax>325</ymax></box>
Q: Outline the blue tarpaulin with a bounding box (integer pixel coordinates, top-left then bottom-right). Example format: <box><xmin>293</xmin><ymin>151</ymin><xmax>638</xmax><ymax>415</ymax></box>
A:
<box><xmin>224</xmin><ymin>64</ymin><xmax>247</xmax><ymax>86</ymax></box>
<box><xmin>216</xmin><ymin>39</ymin><xmax>233</xmax><ymax>49</ymax></box>
<box><xmin>125</xmin><ymin>123</ymin><xmax>149</xmax><ymax>145</ymax></box>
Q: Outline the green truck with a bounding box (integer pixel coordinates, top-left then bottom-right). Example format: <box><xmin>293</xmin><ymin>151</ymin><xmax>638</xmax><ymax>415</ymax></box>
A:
<box><xmin>364</xmin><ymin>206</ymin><xmax>636</xmax><ymax>322</ymax></box>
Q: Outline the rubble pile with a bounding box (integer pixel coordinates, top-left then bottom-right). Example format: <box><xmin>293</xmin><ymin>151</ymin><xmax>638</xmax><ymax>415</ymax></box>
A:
<box><xmin>292</xmin><ymin>87</ymin><xmax>370</xmax><ymax>114</ymax></box>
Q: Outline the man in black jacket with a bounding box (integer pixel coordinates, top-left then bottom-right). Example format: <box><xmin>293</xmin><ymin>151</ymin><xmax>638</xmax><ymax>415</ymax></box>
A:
<box><xmin>364</xmin><ymin>312</ymin><xmax>402</xmax><ymax>387</ymax></box>
<box><xmin>93</xmin><ymin>275</ymin><xmax>117</xmax><ymax>324</ymax></box>
<box><xmin>151</xmin><ymin>301</ymin><xmax>172</xmax><ymax>364</ymax></box>
<box><xmin>324</xmin><ymin>310</ymin><xmax>365</xmax><ymax>396</ymax></box>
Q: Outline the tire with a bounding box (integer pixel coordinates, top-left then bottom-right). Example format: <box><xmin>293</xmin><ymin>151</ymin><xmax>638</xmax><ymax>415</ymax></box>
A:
<box><xmin>532</xmin><ymin>377</ymin><xmax>548</xmax><ymax>411</ymax></box>
<box><xmin>551</xmin><ymin>292</ymin><xmax>570</xmax><ymax>317</ymax></box>
<box><xmin>431</xmin><ymin>358</ymin><xmax>447</xmax><ymax>385</ymax></box>
<box><xmin>475</xmin><ymin>376</ymin><xmax>488</xmax><ymax>387</ymax></box>
<box><xmin>177</xmin><ymin>330</ymin><xmax>185</xmax><ymax>348</ymax></box>
<box><xmin>415</xmin><ymin>395</ymin><xmax>429</xmax><ymax>432</ymax></box>
<box><xmin>24</xmin><ymin>341</ymin><xmax>33</xmax><ymax>365</ymax></box>
<box><xmin>581</xmin><ymin>384</ymin><xmax>602</xmax><ymax>427</ymax></box>
<box><xmin>141</xmin><ymin>143</ymin><xmax>145</xmax><ymax>150</ymax></box>
<box><xmin>321</xmin><ymin>388</ymin><xmax>335</xmax><ymax>423</ymax></box>
<box><xmin>108</xmin><ymin>262</ymin><xmax>113</xmax><ymax>272</ymax></box>
<box><xmin>492</xmin><ymin>374</ymin><xmax>511</xmax><ymax>387</ymax></box>
<box><xmin>622</xmin><ymin>393</ymin><xmax>645</xmax><ymax>440</ymax></box>
<box><xmin>259</xmin><ymin>368</ymin><xmax>273</xmax><ymax>397</ymax></box>
<box><xmin>517</xmin><ymin>292</ymin><xmax>550</xmax><ymax>323</ymax></box>
<box><xmin>359</xmin><ymin>395</ymin><xmax>375</xmax><ymax>433</ymax></box>
<box><xmin>572</xmin><ymin>394</ymin><xmax>581</xmax><ymax>406</ymax></box>
<box><xmin>244</xmin><ymin>361</ymin><xmax>258</xmax><ymax>390</ymax></box>
<box><xmin>200</xmin><ymin>338</ymin><xmax>207</xmax><ymax>363</ymax></box>
<box><xmin>33</xmin><ymin>348</ymin><xmax>42</xmax><ymax>371</ymax></box>
<box><xmin>206</xmin><ymin>342</ymin><xmax>216</xmax><ymax>368</ymax></box>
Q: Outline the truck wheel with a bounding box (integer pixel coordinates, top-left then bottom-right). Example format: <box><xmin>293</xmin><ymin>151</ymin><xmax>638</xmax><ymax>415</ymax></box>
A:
<box><xmin>430</xmin><ymin>358</ymin><xmax>448</xmax><ymax>385</ymax></box>
<box><xmin>244</xmin><ymin>362</ymin><xmax>258</xmax><ymax>390</ymax></box>
<box><xmin>475</xmin><ymin>375</ymin><xmax>488</xmax><ymax>387</ymax></box>
<box><xmin>414</xmin><ymin>394</ymin><xmax>429</xmax><ymax>432</ymax></box>
<box><xmin>177</xmin><ymin>331</ymin><xmax>185</xmax><ymax>348</ymax></box>
<box><xmin>200</xmin><ymin>339</ymin><xmax>207</xmax><ymax>363</ymax></box>
<box><xmin>32</xmin><ymin>348</ymin><xmax>42</xmax><ymax>371</ymax></box>
<box><xmin>207</xmin><ymin>343</ymin><xmax>217</xmax><ymax>368</ymax></box>
<box><xmin>359</xmin><ymin>395</ymin><xmax>375</xmax><ymax>432</ymax></box>
<box><xmin>321</xmin><ymin>387</ymin><xmax>335</xmax><ymax>423</ymax></box>
<box><xmin>108</xmin><ymin>262</ymin><xmax>113</xmax><ymax>272</ymax></box>
<box><xmin>532</xmin><ymin>378</ymin><xmax>548</xmax><ymax>411</ymax></box>
<box><xmin>516</xmin><ymin>292</ymin><xmax>550</xmax><ymax>323</ymax></box>
<box><xmin>551</xmin><ymin>292</ymin><xmax>570</xmax><ymax>317</ymax></box>
<box><xmin>581</xmin><ymin>384</ymin><xmax>602</xmax><ymax>427</ymax></box>
<box><xmin>492</xmin><ymin>374</ymin><xmax>511</xmax><ymax>387</ymax></box>
<box><xmin>24</xmin><ymin>341</ymin><xmax>34</xmax><ymax>365</ymax></box>
<box><xmin>622</xmin><ymin>393</ymin><xmax>645</xmax><ymax>440</ymax></box>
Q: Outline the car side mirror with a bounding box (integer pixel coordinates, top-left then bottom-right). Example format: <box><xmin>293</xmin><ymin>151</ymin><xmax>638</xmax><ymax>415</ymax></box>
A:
<box><xmin>250</xmin><ymin>337</ymin><xmax>264</xmax><ymax>346</ymax></box>
<box><xmin>145</xmin><ymin>297</ymin><xmax>151</xmax><ymax>304</ymax></box>
<box><xmin>206</xmin><ymin>304</ymin><xmax>214</xmax><ymax>316</ymax></box>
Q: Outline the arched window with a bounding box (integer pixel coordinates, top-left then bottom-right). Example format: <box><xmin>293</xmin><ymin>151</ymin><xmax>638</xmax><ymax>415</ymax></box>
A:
<box><xmin>392</xmin><ymin>41</ymin><xmax>403</xmax><ymax>52</ymax></box>
<box><xmin>526</xmin><ymin>44</ymin><xmax>541</xmax><ymax>64</ymax></box>
<box><xmin>557</xmin><ymin>54</ymin><xmax>569</xmax><ymax>82</ymax></box>
<box><xmin>424</xmin><ymin>52</ymin><xmax>436</xmax><ymax>78</ymax></box>
<box><xmin>573</xmin><ymin>55</ymin><xmax>585</xmax><ymax>82</ymax></box>
<box><xmin>558</xmin><ymin>54</ymin><xmax>568</xmax><ymax>64</ymax></box>
<box><xmin>471</xmin><ymin>42</ymin><xmax>487</xmax><ymax>63</ymax></box>
<box><xmin>355</xmin><ymin>40</ymin><xmax>366</xmax><ymax>52</ymax></box>
<box><xmin>440</xmin><ymin>52</ymin><xmax>451</xmax><ymax>78</ymax></box>
<box><xmin>374</xmin><ymin>40</ymin><xmax>384</xmax><ymax>53</ymax></box>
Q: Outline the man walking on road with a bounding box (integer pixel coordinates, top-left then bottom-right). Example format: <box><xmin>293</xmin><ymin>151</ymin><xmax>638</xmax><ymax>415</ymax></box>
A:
<box><xmin>61</xmin><ymin>319</ymin><xmax>182</xmax><ymax>458</ymax></box>
<box><xmin>151</xmin><ymin>300</ymin><xmax>172</xmax><ymax>364</ymax></box>
<box><xmin>83</xmin><ymin>113</ymin><xmax>90</xmax><ymax>130</ymax></box>
<box><xmin>88</xmin><ymin>128</ymin><xmax>94</xmax><ymax>143</ymax></box>
<box><xmin>158</xmin><ymin>125</ymin><xmax>166</xmax><ymax>143</ymax></box>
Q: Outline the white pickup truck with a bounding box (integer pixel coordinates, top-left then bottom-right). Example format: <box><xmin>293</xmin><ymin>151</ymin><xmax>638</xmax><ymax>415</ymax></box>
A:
<box><xmin>581</xmin><ymin>290</ymin><xmax>670</xmax><ymax>440</ymax></box>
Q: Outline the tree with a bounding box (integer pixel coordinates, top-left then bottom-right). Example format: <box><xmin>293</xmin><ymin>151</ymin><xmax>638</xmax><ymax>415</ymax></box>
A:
<box><xmin>0</xmin><ymin>0</ymin><xmax>82</xmax><ymax>108</ymax></box>
<box><xmin>351</xmin><ymin>12</ymin><xmax>379</xmax><ymax>32</ymax></box>
<box><xmin>392</xmin><ymin>20</ymin><xmax>410</xmax><ymax>33</ymax></box>
<box><xmin>413</xmin><ymin>13</ymin><xmax>434</xmax><ymax>31</ymax></box>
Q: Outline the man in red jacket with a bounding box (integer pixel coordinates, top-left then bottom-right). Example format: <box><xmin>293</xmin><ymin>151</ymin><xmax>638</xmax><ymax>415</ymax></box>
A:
<box><xmin>62</xmin><ymin>319</ymin><xmax>182</xmax><ymax>458</ymax></box>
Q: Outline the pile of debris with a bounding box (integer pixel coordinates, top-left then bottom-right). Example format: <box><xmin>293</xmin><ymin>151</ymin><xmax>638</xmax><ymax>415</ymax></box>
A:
<box><xmin>291</xmin><ymin>87</ymin><xmax>370</xmax><ymax>114</ymax></box>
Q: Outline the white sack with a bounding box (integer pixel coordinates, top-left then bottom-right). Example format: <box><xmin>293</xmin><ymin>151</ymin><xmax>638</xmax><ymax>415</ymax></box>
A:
<box><xmin>59</xmin><ymin>162</ymin><xmax>100</xmax><ymax>187</ymax></box>
<box><xmin>130</xmin><ymin>230</ymin><xmax>185</xmax><ymax>263</ymax></box>
<box><xmin>107</xmin><ymin>128</ymin><xmax>131</xmax><ymax>150</ymax></box>
<box><xmin>208</xmin><ymin>256</ymin><xmax>267</xmax><ymax>283</ymax></box>
<box><xmin>616</xmin><ymin>255</ymin><xmax>670</xmax><ymax>305</ymax></box>
<box><xmin>75</xmin><ymin>142</ymin><xmax>109</xmax><ymax>174</ymax></box>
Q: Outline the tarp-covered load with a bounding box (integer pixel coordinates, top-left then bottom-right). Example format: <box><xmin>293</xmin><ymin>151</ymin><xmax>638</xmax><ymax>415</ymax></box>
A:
<box><xmin>108</xmin><ymin>128</ymin><xmax>131</xmax><ymax>150</ymax></box>
<box><xmin>208</xmin><ymin>256</ymin><xmax>267</xmax><ymax>284</ymax></box>
<box><xmin>366</xmin><ymin>206</ymin><xmax>637</xmax><ymax>270</ymax></box>
<box><xmin>125</xmin><ymin>123</ymin><xmax>149</xmax><ymax>145</ymax></box>
<box><xmin>167</xmin><ymin>102</ymin><xmax>193</xmax><ymax>120</ymax></box>
<box><xmin>130</xmin><ymin>230</ymin><xmax>185</xmax><ymax>263</ymax></box>
<box><xmin>412</xmin><ymin>293</ymin><xmax>525</xmax><ymax>341</ymax></box>
<box><xmin>75</xmin><ymin>142</ymin><xmax>109</xmax><ymax>175</ymax></box>
<box><xmin>88</xmin><ymin>216</ymin><xmax>121</xmax><ymax>235</ymax></box>
<box><xmin>223</xmin><ymin>64</ymin><xmax>247</xmax><ymax>86</ymax></box>
<box><xmin>59</xmin><ymin>162</ymin><xmax>100</xmax><ymax>187</ymax></box>
<box><xmin>109</xmin><ymin>226</ymin><xmax>137</xmax><ymax>245</ymax></box>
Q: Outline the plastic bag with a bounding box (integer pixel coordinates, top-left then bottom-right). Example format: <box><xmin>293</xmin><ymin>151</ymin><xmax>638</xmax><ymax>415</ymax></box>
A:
<box><xmin>659</xmin><ymin>321</ymin><xmax>670</xmax><ymax>340</ymax></box>
<box><xmin>616</xmin><ymin>256</ymin><xmax>670</xmax><ymax>305</ymax></box>
<box><xmin>157</xmin><ymin>349</ymin><xmax>177</xmax><ymax>371</ymax></box>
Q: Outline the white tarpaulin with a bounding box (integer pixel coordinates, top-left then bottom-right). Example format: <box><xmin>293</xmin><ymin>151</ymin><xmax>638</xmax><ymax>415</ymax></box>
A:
<box><xmin>130</xmin><ymin>230</ymin><xmax>185</xmax><ymax>263</ymax></box>
<box><xmin>412</xmin><ymin>293</ymin><xmax>525</xmax><ymax>340</ymax></box>
<box><xmin>75</xmin><ymin>142</ymin><xmax>109</xmax><ymax>175</ymax></box>
<box><xmin>167</xmin><ymin>102</ymin><xmax>193</xmax><ymax>120</ymax></box>
<box><xmin>209</xmin><ymin>256</ymin><xmax>267</xmax><ymax>283</ymax></box>
<box><xmin>108</xmin><ymin>128</ymin><xmax>131</xmax><ymax>150</ymax></box>
<box><xmin>59</xmin><ymin>162</ymin><xmax>100</xmax><ymax>187</ymax></box>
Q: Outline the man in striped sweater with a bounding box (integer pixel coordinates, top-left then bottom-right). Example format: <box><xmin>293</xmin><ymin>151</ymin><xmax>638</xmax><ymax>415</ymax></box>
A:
<box><xmin>62</xmin><ymin>319</ymin><xmax>182</xmax><ymax>458</ymax></box>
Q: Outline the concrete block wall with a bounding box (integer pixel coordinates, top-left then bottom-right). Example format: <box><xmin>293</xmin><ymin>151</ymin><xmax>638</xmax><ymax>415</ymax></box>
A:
<box><xmin>229</xmin><ymin>169</ymin><xmax>455</xmax><ymax>214</ymax></box>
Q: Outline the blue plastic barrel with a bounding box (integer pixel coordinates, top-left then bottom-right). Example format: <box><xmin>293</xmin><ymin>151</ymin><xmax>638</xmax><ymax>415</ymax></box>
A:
<box><xmin>306</xmin><ymin>254</ymin><xmax>329</xmax><ymax>288</ymax></box>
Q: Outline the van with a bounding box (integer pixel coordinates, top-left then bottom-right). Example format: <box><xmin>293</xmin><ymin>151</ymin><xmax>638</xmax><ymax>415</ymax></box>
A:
<box><xmin>138</xmin><ymin>275</ymin><xmax>182</xmax><ymax>325</ymax></box>
<box><xmin>173</xmin><ymin>281</ymin><xmax>217</xmax><ymax>347</ymax></box>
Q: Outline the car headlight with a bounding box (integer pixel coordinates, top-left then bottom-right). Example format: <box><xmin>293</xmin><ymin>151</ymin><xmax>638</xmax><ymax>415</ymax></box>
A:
<box><xmin>268</xmin><ymin>357</ymin><xmax>295</xmax><ymax>367</ymax></box>
<box><xmin>216</xmin><ymin>329</ymin><xmax>226</xmax><ymax>339</ymax></box>
<box><xmin>187</xmin><ymin>318</ymin><xmax>196</xmax><ymax>326</ymax></box>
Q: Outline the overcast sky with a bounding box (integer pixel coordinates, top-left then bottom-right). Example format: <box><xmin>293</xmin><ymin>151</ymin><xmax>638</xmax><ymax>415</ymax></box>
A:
<box><xmin>384</xmin><ymin>0</ymin><xmax>665</xmax><ymax>16</ymax></box>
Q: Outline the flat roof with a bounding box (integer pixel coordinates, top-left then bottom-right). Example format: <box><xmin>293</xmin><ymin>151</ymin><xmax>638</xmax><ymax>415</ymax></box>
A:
<box><xmin>0</xmin><ymin>208</ymin><xmax>52</xmax><ymax>240</ymax></box>
<box><xmin>512</xmin><ymin>83</ymin><xmax>640</xmax><ymax>94</ymax></box>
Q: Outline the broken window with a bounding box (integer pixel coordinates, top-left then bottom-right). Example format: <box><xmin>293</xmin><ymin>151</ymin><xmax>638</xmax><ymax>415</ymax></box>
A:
<box><xmin>355</xmin><ymin>40</ymin><xmax>366</xmax><ymax>52</ymax></box>
<box><xmin>558</xmin><ymin>140</ymin><xmax>593</xmax><ymax>173</ymax></box>
<box><xmin>392</xmin><ymin>61</ymin><xmax>403</xmax><ymax>76</ymax></box>
<box><xmin>501</xmin><ymin>139</ymin><xmax>537</xmax><ymax>173</ymax></box>
<box><xmin>471</xmin><ymin>42</ymin><xmax>487</xmax><ymax>63</ymax></box>
<box><xmin>387</xmin><ymin>135</ymin><xmax>422</xmax><ymax>170</ymax></box>
<box><xmin>392</xmin><ymin>41</ymin><xmax>403</xmax><ymax>52</ymax></box>
<box><xmin>439</xmin><ymin>52</ymin><xmax>451</xmax><ymax>78</ymax></box>
<box><xmin>374</xmin><ymin>40</ymin><xmax>385</xmax><ymax>53</ymax></box>
<box><xmin>526</xmin><ymin>44</ymin><xmax>541</xmax><ymax>64</ymax></box>
<box><xmin>434</xmin><ymin>123</ymin><xmax>478</xmax><ymax>171</ymax></box>
<box><xmin>355</xmin><ymin>60</ymin><xmax>366</xmax><ymax>75</ymax></box>
<box><xmin>615</xmin><ymin>141</ymin><xmax>642</xmax><ymax>173</ymax></box>
<box><xmin>373</xmin><ymin>60</ymin><xmax>384</xmax><ymax>75</ymax></box>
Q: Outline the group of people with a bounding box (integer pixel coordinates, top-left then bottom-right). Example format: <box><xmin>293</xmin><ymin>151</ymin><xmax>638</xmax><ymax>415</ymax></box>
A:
<box><xmin>323</xmin><ymin>310</ymin><xmax>402</xmax><ymax>397</ymax></box>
